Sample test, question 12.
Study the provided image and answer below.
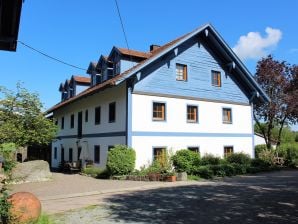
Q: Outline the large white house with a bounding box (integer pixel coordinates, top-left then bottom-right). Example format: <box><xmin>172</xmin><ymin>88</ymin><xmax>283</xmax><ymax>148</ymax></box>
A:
<box><xmin>47</xmin><ymin>23</ymin><xmax>269</xmax><ymax>169</ymax></box>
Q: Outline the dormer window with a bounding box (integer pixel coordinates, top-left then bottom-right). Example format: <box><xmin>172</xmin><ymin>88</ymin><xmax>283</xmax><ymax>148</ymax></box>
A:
<box><xmin>115</xmin><ymin>61</ymin><xmax>120</xmax><ymax>75</ymax></box>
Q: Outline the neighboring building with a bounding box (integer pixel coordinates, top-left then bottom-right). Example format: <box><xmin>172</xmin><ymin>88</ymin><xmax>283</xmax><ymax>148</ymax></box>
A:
<box><xmin>47</xmin><ymin>23</ymin><xmax>269</xmax><ymax>169</ymax></box>
<box><xmin>254</xmin><ymin>133</ymin><xmax>277</xmax><ymax>148</ymax></box>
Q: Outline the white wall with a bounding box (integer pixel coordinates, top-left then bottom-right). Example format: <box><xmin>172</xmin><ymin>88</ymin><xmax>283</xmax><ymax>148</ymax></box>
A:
<box><xmin>51</xmin><ymin>83</ymin><xmax>127</xmax><ymax>168</ymax></box>
<box><xmin>131</xmin><ymin>93</ymin><xmax>254</xmax><ymax>168</ymax></box>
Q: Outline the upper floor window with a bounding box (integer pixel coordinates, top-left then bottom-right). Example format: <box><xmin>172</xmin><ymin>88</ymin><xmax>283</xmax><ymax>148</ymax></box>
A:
<box><xmin>94</xmin><ymin>145</ymin><xmax>100</xmax><ymax>163</ymax></box>
<box><xmin>176</xmin><ymin>63</ymin><xmax>187</xmax><ymax>81</ymax></box>
<box><xmin>95</xmin><ymin>106</ymin><xmax>101</xmax><ymax>125</ymax></box>
<box><xmin>188</xmin><ymin>147</ymin><xmax>200</xmax><ymax>154</ymax></box>
<box><xmin>187</xmin><ymin>105</ymin><xmax>198</xmax><ymax>123</ymax></box>
<box><xmin>61</xmin><ymin>117</ymin><xmax>64</xmax><ymax>129</ymax></box>
<box><xmin>153</xmin><ymin>102</ymin><xmax>166</xmax><ymax>121</ymax></box>
<box><xmin>222</xmin><ymin>108</ymin><xmax>232</xmax><ymax>124</ymax></box>
<box><xmin>109</xmin><ymin>102</ymin><xmax>116</xmax><ymax>123</ymax></box>
<box><xmin>224</xmin><ymin>146</ymin><xmax>233</xmax><ymax>158</ymax></box>
<box><xmin>211</xmin><ymin>70</ymin><xmax>221</xmax><ymax>87</ymax></box>
<box><xmin>70</xmin><ymin>114</ymin><xmax>74</xmax><ymax>128</ymax></box>
<box><xmin>85</xmin><ymin>110</ymin><xmax>88</xmax><ymax>122</ymax></box>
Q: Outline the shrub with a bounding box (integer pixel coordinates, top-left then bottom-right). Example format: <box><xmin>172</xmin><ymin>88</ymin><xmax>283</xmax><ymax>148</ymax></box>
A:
<box><xmin>231</xmin><ymin>163</ymin><xmax>248</xmax><ymax>175</ymax></box>
<box><xmin>255</xmin><ymin>144</ymin><xmax>268</xmax><ymax>158</ymax></box>
<box><xmin>277</xmin><ymin>143</ymin><xmax>298</xmax><ymax>167</ymax></box>
<box><xmin>171</xmin><ymin>149</ymin><xmax>200</xmax><ymax>174</ymax></box>
<box><xmin>201</xmin><ymin>154</ymin><xmax>221</xmax><ymax>165</ymax></box>
<box><xmin>106</xmin><ymin>145</ymin><xmax>136</xmax><ymax>175</ymax></box>
<box><xmin>258</xmin><ymin>149</ymin><xmax>275</xmax><ymax>165</ymax></box>
<box><xmin>0</xmin><ymin>143</ymin><xmax>17</xmax><ymax>173</ymax></box>
<box><xmin>209</xmin><ymin>164</ymin><xmax>235</xmax><ymax>177</ymax></box>
<box><xmin>82</xmin><ymin>166</ymin><xmax>108</xmax><ymax>178</ymax></box>
<box><xmin>226</xmin><ymin>152</ymin><xmax>251</xmax><ymax>166</ymax></box>
<box><xmin>194</xmin><ymin>166</ymin><xmax>214</xmax><ymax>179</ymax></box>
<box><xmin>251</xmin><ymin>158</ymin><xmax>270</xmax><ymax>170</ymax></box>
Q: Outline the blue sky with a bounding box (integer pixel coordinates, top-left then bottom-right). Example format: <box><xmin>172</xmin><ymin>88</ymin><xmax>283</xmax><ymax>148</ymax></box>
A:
<box><xmin>0</xmin><ymin>0</ymin><xmax>297</xmax><ymax>128</ymax></box>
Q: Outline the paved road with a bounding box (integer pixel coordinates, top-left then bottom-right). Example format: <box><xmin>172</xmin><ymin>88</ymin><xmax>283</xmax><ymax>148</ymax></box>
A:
<box><xmin>11</xmin><ymin>170</ymin><xmax>298</xmax><ymax>224</ymax></box>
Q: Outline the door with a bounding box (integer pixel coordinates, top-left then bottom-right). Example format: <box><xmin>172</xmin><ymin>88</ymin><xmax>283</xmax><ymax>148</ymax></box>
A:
<box><xmin>78</xmin><ymin>111</ymin><xmax>82</xmax><ymax>138</ymax></box>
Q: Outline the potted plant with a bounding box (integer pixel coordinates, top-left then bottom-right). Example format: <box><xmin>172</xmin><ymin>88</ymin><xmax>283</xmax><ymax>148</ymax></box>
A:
<box><xmin>164</xmin><ymin>171</ymin><xmax>176</xmax><ymax>182</ymax></box>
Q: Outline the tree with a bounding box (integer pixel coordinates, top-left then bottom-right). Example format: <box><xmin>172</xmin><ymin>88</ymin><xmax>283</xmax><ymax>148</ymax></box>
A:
<box><xmin>0</xmin><ymin>83</ymin><xmax>57</xmax><ymax>147</ymax></box>
<box><xmin>254</xmin><ymin>55</ymin><xmax>298</xmax><ymax>148</ymax></box>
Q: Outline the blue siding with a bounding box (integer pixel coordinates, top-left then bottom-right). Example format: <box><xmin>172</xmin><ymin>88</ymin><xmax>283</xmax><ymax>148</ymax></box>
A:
<box><xmin>134</xmin><ymin>38</ymin><xmax>249</xmax><ymax>104</ymax></box>
<box><xmin>121</xmin><ymin>60</ymin><xmax>137</xmax><ymax>73</ymax></box>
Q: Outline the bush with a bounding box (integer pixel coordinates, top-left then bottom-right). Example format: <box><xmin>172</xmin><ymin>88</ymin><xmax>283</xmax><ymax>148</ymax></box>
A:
<box><xmin>201</xmin><ymin>154</ymin><xmax>221</xmax><ymax>165</ymax></box>
<box><xmin>194</xmin><ymin>166</ymin><xmax>214</xmax><ymax>179</ymax></box>
<box><xmin>231</xmin><ymin>163</ymin><xmax>248</xmax><ymax>175</ymax></box>
<box><xmin>106</xmin><ymin>145</ymin><xmax>136</xmax><ymax>175</ymax></box>
<box><xmin>226</xmin><ymin>152</ymin><xmax>251</xmax><ymax>166</ymax></box>
<box><xmin>277</xmin><ymin>143</ymin><xmax>298</xmax><ymax>167</ymax></box>
<box><xmin>82</xmin><ymin>166</ymin><xmax>108</xmax><ymax>178</ymax></box>
<box><xmin>171</xmin><ymin>149</ymin><xmax>200</xmax><ymax>174</ymax></box>
<box><xmin>0</xmin><ymin>143</ymin><xmax>16</xmax><ymax>173</ymax></box>
<box><xmin>209</xmin><ymin>164</ymin><xmax>236</xmax><ymax>177</ymax></box>
<box><xmin>255</xmin><ymin>144</ymin><xmax>268</xmax><ymax>158</ymax></box>
<box><xmin>251</xmin><ymin>158</ymin><xmax>270</xmax><ymax>170</ymax></box>
<box><xmin>258</xmin><ymin>149</ymin><xmax>275</xmax><ymax>165</ymax></box>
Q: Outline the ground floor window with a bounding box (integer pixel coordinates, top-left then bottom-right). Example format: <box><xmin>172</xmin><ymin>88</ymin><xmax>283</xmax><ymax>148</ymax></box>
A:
<box><xmin>69</xmin><ymin>148</ymin><xmax>73</xmax><ymax>162</ymax></box>
<box><xmin>188</xmin><ymin>147</ymin><xmax>200</xmax><ymax>154</ymax></box>
<box><xmin>54</xmin><ymin>147</ymin><xmax>57</xmax><ymax>159</ymax></box>
<box><xmin>94</xmin><ymin>145</ymin><xmax>100</xmax><ymax>163</ymax></box>
<box><xmin>224</xmin><ymin>146</ymin><xmax>233</xmax><ymax>157</ymax></box>
<box><xmin>153</xmin><ymin>147</ymin><xmax>167</xmax><ymax>166</ymax></box>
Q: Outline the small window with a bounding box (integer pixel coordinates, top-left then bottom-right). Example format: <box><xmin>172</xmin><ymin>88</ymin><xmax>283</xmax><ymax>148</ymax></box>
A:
<box><xmin>85</xmin><ymin>110</ymin><xmax>88</xmax><ymax>122</ymax></box>
<box><xmin>109</xmin><ymin>102</ymin><xmax>116</xmax><ymax>123</ymax></box>
<box><xmin>95</xmin><ymin>106</ymin><xmax>101</xmax><ymax>125</ymax></box>
<box><xmin>54</xmin><ymin>119</ymin><xmax>58</xmax><ymax>126</ymax></box>
<box><xmin>115</xmin><ymin>61</ymin><xmax>121</xmax><ymax>75</ymax></box>
<box><xmin>211</xmin><ymin>70</ymin><xmax>221</xmax><ymax>87</ymax></box>
<box><xmin>61</xmin><ymin>117</ymin><xmax>64</xmax><ymax>129</ymax></box>
<box><xmin>70</xmin><ymin>114</ymin><xmax>74</xmax><ymax>128</ymax></box>
<box><xmin>94</xmin><ymin>145</ymin><xmax>100</xmax><ymax>163</ymax></box>
<box><xmin>188</xmin><ymin>147</ymin><xmax>200</xmax><ymax>154</ymax></box>
<box><xmin>224</xmin><ymin>146</ymin><xmax>233</xmax><ymax>157</ymax></box>
<box><xmin>69</xmin><ymin>148</ymin><xmax>73</xmax><ymax>162</ymax></box>
<box><xmin>176</xmin><ymin>63</ymin><xmax>187</xmax><ymax>81</ymax></box>
<box><xmin>223</xmin><ymin>108</ymin><xmax>232</xmax><ymax>124</ymax></box>
<box><xmin>153</xmin><ymin>102</ymin><xmax>166</xmax><ymax>121</ymax></box>
<box><xmin>108</xmin><ymin>145</ymin><xmax>114</xmax><ymax>151</ymax></box>
<box><xmin>153</xmin><ymin>147</ymin><xmax>166</xmax><ymax>164</ymax></box>
<box><xmin>54</xmin><ymin>147</ymin><xmax>57</xmax><ymax>160</ymax></box>
<box><xmin>187</xmin><ymin>105</ymin><xmax>198</xmax><ymax>123</ymax></box>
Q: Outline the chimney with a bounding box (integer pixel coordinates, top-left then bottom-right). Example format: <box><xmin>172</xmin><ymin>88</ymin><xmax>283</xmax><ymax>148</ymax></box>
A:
<box><xmin>150</xmin><ymin>44</ymin><xmax>160</xmax><ymax>52</ymax></box>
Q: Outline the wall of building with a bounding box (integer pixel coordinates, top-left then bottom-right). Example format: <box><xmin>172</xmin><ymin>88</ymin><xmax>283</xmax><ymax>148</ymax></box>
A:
<box><xmin>51</xmin><ymin>83</ymin><xmax>127</xmax><ymax>168</ymax></box>
<box><xmin>130</xmin><ymin>93</ymin><xmax>253</xmax><ymax>168</ymax></box>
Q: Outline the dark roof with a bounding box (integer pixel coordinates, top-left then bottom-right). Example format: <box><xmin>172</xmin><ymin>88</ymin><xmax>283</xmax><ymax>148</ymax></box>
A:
<box><xmin>116</xmin><ymin>47</ymin><xmax>151</xmax><ymax>59</ymax></box>
<box><xmin>47</xmin><ymin>23</ymin><xmax>270</xmax><ymax>113</ymax></box>
<box><xmin>72</xmin><ymin>75</ymin><xmax>90</xmax><ymax>84</ymax></box>
<box><xmin>0</xmin><ymin>0</ymin><xmax>23</xmax><ymax>51</ymax></box>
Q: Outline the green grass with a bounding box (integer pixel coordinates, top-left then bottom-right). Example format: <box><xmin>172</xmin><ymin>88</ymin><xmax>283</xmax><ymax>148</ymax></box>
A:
<box><xmin>34</xmin><ymin>213</ymin><xmax>52</xmax><ymax>224</ymax></box>
<box><xmin>187</xmin><ymin>175</ymin><xmax>202</xmax><ymax>181</ymax></box>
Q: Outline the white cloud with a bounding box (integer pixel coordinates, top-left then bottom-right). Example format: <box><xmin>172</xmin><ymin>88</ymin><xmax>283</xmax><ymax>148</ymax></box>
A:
<box><xmin>232</xmin><ymin>27</ymin><xmax>282</xmax><ymax>61</ymax></box>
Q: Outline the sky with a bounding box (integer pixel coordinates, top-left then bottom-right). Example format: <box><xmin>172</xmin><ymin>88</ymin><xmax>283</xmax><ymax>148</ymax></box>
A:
<box><xmin>0</xmin><ymin>0</ymin><xmax>297</xmax><ymax>128</ymax></box>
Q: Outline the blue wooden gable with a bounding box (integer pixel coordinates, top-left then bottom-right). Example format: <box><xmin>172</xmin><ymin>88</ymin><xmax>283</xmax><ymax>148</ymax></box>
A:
<box><xmin>133</xmin><ymin>37</ymin><xmax>249</xmax><ymax>104</ymax></box>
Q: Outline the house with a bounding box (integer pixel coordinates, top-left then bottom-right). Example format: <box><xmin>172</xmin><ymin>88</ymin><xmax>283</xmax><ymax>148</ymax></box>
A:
<box><xmin>47</xmin><ymin>23</ymin><xmax>269</xmax><ymax>169</ymax></box>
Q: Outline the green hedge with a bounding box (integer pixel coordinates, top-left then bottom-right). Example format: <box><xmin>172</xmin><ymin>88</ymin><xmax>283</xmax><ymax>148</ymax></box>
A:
<box><xmin>226</xmin><ymin>152</ymin><xmax>251</xmax><ymax>165</ymax></box>
<box><xmin>277</xmin><ymin>143</ymin><xmax>298</xmax><ymax>167</ymax></box>
<box><xmin>171</xmin><ymin>149</ymin><xmax>200</xmax><ymax>174</ymax></box>
<box><xmin>106</xmin><ymin>145</ymin><xmax>136</xmax><ymax>175</ymax></box>
<box><xmin>201</xmin><ymin>154</ymin><xmax>221</xmax><ymax>165</ymax></box>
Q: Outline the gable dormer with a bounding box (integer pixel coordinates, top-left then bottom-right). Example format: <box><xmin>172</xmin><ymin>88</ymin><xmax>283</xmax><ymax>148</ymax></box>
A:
<box><xmin>70</xmin><ymin>75</ymin><xmax>90</xmax><ymax>96</ymax></box>
<box><xmin>59</xmin><ymin>83</ymin><xmax>67</xmax><ymax>101</ymax></box>
<box><xmin>87</xmin><ymin>61</ymin><xmax>100</xmax><ymax>87</ymax></box>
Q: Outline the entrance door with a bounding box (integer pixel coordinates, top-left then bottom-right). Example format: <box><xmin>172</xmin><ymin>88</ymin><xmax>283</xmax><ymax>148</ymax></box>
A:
<box><xmin>78</xmin><ymin>111</ymin><xmax>82</xmax><ymax>138</ymax></box>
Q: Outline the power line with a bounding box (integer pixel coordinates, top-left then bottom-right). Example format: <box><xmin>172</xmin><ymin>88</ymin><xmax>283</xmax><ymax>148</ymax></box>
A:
<box><xmin>17</xmin><ymin>40</ymin><xmax>86</xmax><ymax>71</ymax></box>
<box><xmin>114</xmin><ymin>0</ymin><xmax>130</xmax><ymax>51</ymax></box>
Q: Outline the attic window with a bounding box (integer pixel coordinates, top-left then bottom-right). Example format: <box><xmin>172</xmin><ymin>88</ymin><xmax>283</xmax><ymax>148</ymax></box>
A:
<box><xmin>176</xmin><ymin>63</ymin><xmax>187</xmax><ymax>81</ymax></box>
<box><xmin>211</xmin><ymin>70</ymin><xmax>221</xmax><ymax>87</ymax></box>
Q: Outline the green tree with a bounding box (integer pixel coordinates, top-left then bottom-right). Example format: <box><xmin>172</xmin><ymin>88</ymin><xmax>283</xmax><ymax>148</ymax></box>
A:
<box><xmin>0</xmin><ymin>83</ymin><xmax>57</xmax><ymax>147</ymax></box>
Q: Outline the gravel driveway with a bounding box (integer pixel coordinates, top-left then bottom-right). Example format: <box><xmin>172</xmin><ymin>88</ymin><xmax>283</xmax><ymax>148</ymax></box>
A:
<box><xmin>11</xmin><ymin>170</ymin><xmax>298</xmax><ymax>224</ymax></box>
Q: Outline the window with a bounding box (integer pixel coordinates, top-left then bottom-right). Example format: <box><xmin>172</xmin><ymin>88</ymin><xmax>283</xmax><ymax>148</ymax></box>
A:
<box><xmin>176</xmin><ymin>63</ymin><xmax>187</xmax><ymax>81</ymax></box>
<box><xmin>85</xmin><ymin>110</ymin><xmax>88</xmax><ymax>122</ymax></box>
<box><xmin>95</xmin><ymin>106</ymin><xmax>101</xmax><ymax>125</ymax></box>
<box><xmin>211</xmin><ymin>70</ymin><xmax>221</xmax><ymax>87</ymax></box>
<box><xmin>54</xmin><ymin>147</ymin><xmax>57</xmax><ymax>160</ymax></box>
<box><xmin>70</xmin><ymin>114</ymin><xmax>74</xmax><ymax>128</ymax></box>
<box><xmin>108</xmin><ymin>145</ymin><xmax>114</xmax><ymax>151</ymax></box>
<box><xmin>78</xmin><ymin>147</ymin><xmax>82</xmax><ymax>160</ymax></box>
<box><xmin>94</xmin><ymin>145</ymin><xmax>100</xmax><ymax>163</ymax></box>
<box><xmin>54</xmin><ymin>119</ymin><xmax>58</xmax><ymax>126</ymax></box>
<box><xmin>109</xmin><ymin>102</ymin><xmax>116</xmax><ymax>123</ymax></box>
<box><xmin>187</xmin><ymin>105</ymin><xmax>198</xmax><ymax>123</ymax></box>
<box><xmin>61</xmin><ymin>117</ymin><xmax>64</xmax><ymax>129</ymax></box>
<box><xmin>115</xmin><ymin>61</ymin><xmax>120</xmax><ymax>75</ymax></box>
<box><xmin>69</xmin><ymin>148</ymin><xmax>73</xmax><ymax>162</ymax></box>
<box><xmin>224</xmin><ymin>146</ymin><xmax>234</xmax><ymax>157</ymax></box>
<box><xmin>188</xmin><ymin>147</ymin><xmax>200</xmax><ymax>154</ymax></box>
<box><xmin>222</xmin><ymin>108</ymin><xmax>232</xmax><ymax>124</ymax></box>
<box><xmin>153</xmin><ymin>147</ymin><xmax>167</xmax><ymax>167</ymax></box>
<box><xmin>153</xmin><ymin>102</ymin><xmax>166</xmax><ymax>121</ymax></box>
